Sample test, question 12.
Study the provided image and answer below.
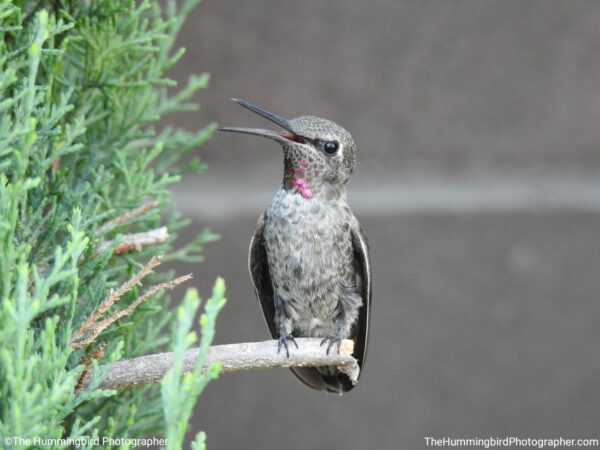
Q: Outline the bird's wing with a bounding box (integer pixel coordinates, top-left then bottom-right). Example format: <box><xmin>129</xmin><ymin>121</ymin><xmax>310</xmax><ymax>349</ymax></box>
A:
<box><xmin>248</xmin><ymin>213</ymin><xmax>277</xmax><ymax>337</ymax></box>
<box><xmin>248</xmin><ymin>213</ymin><xmax>330</xmax><ymax>391</ymax></box>
<box><xmin>351</xmin><ymin>223</ymin><xmax>372</xmax><ymax>379</ymax></box>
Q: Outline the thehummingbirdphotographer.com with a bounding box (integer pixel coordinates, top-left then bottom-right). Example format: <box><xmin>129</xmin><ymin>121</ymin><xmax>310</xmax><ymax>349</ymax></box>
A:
<box><xmin>424</xmin><ymin>436</ymin><xmax>600</xmax><ymax>448</ymax></box>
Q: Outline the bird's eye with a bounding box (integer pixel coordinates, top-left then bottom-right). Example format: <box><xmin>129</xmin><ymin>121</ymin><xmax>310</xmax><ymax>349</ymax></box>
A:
<box><xmin>323</xmin><ymin>140</ymin><xmax>339</xmax><ymax>155</ymax></box>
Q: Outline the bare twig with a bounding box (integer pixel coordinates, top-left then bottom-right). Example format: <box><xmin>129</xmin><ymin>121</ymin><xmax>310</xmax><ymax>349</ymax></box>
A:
<box><xmin>94</xmin><ymin>200</ymin><xmax>165</xmax><ymax>256</ymax></box>
<box><xmin>71</xmin><ymin>256</ymin><xmax>191</xmax><ymax>349</ymax></box>
<box><xmin>77</xmin><ymin>338</ymin><xmax>359</xmax><ymax>391</ymax></box>
<box><xmin>96</xmin><ymin>226</ymin><xmax>169</xmax><ymax>256</ymax></box>
<box><xmin>97</xmin><ymin>200</ymin><xmax>160</xmax><ymax>234</ymax></box>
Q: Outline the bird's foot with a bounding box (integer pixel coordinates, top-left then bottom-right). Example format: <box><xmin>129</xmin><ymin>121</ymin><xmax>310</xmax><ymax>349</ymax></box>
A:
<box><xmin>320</xmin><ymin>335</ymin><xmax>343</xmax><ymax>355</ymax></box>
<box><xmin>277</xmin><ymin>334</ymin><xmax>298</xmax><ymax>358</ymax></box>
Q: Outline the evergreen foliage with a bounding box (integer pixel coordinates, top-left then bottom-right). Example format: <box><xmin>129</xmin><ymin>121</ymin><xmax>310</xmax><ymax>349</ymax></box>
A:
<box><xmin>0</xmin><ymin>1</ymin><xmax>221</xmax><ymax>447</ymax></box>
<box><xmin>162</xmin><ymin>280</ymin><xmax>226</xmax><ymax>450</ymax></box>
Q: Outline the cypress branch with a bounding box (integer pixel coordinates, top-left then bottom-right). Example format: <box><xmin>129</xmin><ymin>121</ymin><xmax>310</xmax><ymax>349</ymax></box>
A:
<box><xmin>1</xmin><ymin>1</ymin><xmax>217</xmax><ymax>446</ymax></box>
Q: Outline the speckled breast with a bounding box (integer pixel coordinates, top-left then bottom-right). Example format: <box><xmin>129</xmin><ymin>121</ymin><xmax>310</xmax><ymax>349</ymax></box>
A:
<box><xmin>263</xmin><ymin>188</ymin><xmax>355</xmax><ymax>319</ymax></box>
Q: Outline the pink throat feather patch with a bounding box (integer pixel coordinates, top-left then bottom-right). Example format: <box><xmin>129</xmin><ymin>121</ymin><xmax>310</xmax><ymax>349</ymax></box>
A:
<box><xmin>289</xmin><ymin>159</ymin><xmax>313</xmax><ymax>199</ymax></box>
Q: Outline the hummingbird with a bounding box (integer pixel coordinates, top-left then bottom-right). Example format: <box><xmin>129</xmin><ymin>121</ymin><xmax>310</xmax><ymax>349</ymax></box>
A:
<box><xmin>218</xmin><ymin>98</ymin><xmax>371</xmax><ymax>393</ymax></box>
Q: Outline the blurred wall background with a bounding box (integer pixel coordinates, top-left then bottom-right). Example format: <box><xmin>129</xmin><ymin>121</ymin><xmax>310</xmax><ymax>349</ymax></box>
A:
<box><xmin>165</xmin><ymin>1</ymin><xmax>600</xmax><ymax>448</ymax></box>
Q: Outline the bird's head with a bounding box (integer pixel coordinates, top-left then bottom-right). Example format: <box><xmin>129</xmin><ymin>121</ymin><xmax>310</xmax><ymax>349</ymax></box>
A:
<box><xmin>218</xmin><ymin>98</ymin><xmax>356</xmax><ymax>200</ymax></box>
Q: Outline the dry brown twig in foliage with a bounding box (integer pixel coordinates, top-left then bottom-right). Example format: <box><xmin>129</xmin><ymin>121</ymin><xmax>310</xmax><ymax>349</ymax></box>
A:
<box><xmin>97</xmin><ymin>200</ymin><xmax>160</xmax><ymax>234</ymax></box>
<box><xmin>74</xmin><ymin>343</ymin><xmax>106</xmax><ymax>392</ymax></box>
<box><xmin>70</xmin><ymin>255</ymin><xmax>192</xmax><ymax>350</ymax></box>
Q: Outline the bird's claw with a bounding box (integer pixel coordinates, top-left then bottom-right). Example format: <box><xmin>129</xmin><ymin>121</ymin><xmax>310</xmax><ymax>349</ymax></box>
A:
<box><xmin>277</xmin><ymin>334</ymin><xmax>298</xmax><ymax>358</ymax></box>
<box><xmin>320</xmin><ymin>335</ymin><xmax>343</xmax><ymax>355</ymax></box>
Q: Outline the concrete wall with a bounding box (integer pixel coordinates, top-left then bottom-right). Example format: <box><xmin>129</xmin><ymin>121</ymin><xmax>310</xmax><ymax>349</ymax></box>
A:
<box><xmin>174</xmin><ymin>0</ymin><xmax>600</xmax><ymax>173</ymax></box>
<box><xmin>164</xmin><ymin>1</ymin><xmax>600</xmax><ymax>448</ymax></box>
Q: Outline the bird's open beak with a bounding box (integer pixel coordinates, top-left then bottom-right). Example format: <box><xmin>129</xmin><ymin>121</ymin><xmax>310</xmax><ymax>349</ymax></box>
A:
<box><xmin>218</xmin><ymin>98</ymin><xmax>305</xmax><ymax>144</ymax></box>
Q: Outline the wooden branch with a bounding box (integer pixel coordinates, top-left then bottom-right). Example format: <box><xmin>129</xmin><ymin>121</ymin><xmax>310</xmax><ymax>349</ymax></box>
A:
<box><xmin>96</xmin><ymin>226</ymin><xmax>169</xmax><ymax>255</ymax></box>
<box><xmin>78</xmin><ymin>338</ymin><xmax>359</xmax><ymax>391</ymax></box>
